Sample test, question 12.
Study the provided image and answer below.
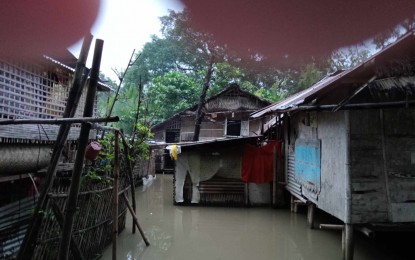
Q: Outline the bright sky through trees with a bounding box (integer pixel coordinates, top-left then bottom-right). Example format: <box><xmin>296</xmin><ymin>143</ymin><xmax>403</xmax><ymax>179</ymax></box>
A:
<box><xmin>70</xmin><ymin>0</ymin><xmax>183</xmax><ymax>81</ymax></box>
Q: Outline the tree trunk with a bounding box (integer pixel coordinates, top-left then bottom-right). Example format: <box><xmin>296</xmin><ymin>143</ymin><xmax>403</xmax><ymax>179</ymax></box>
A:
<box><xmin>193</xmin><ymin>55</ymin><xmax>214</xmax><ymax>141</ymax></box>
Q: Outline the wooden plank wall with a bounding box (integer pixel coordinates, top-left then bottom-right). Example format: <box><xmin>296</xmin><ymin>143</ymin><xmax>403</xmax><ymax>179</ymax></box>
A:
<box><xmin>350</xmin><ymin>109</ymin><xmax>390</xmax><ymax>223</ymax></box>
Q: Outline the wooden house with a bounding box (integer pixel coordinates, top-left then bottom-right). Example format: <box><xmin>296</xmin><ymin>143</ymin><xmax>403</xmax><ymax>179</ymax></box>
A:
<box><xmin>151</xmin><ymin>83</ymin><xmax>271</xmax><ymax>143</ymax></box>
<box><xmin>151</xmin><ymin>84</ymin><xmax>271</xmax><ymax>172</ymax></box>
<box><xmin>251</xmin><ymin>31</ymin><xmax>415</xmax><ymax>259</ymax></box>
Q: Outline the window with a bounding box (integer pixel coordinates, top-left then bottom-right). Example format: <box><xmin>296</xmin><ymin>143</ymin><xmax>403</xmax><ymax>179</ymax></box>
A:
<box><xmin>226</xmin><ymin>120</ymin><xmax>241</xmax><ymax>136</ymax></box>
<box><xmin>165</xmin><ymin>130</ymin><xmax>180</xmax><ymax>143</ymax></box>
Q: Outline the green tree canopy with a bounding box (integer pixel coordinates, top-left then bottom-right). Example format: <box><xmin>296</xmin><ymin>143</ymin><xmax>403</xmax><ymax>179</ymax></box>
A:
<box><xmin>104</xmin><ymin>8</ymin><xmax>380</xmax><ymax>133</ymax></box>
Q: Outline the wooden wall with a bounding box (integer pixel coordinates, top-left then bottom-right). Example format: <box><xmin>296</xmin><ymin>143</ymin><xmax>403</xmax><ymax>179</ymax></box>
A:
<box><xmin>350</xmin><ymin>108</ymin><xmax>415</xmax><ymax>223</ymax></box>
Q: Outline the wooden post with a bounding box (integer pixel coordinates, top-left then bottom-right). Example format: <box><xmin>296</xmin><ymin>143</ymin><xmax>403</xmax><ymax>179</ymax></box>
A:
<box><xmin>290</xmin><ymin>195</ymin><xmax>294</xmax><ymax>212</ymax></box>
<box><xmin>123</xmin><ymin>193</ymin><xmax>150</xmax><ymax>246</ymax></box>
<box><xmin>17</xmin><ymin>34</ymin><xmax>93</xmax><ymax>260</ymax></box>
<box><xmin>112</xmin><ymin>130</ymin><xmax>120</xmax><ymax>260</ymax></box>
<box><xmin>59</xmin><ymin>39</ymin><xmax>104</xmax><ymax>260</ymax></box>
<box><xmin>120</xmin><ymin>131</ymin><xmax>137</xmax><ymax>234</ymax></box>
<box><xmin>307</xmin><ymin>203</ymin><xmax>316</xmax><ymax>229</ymax></box>
<box><xmin>272</xmin><ymin>145</ymin><xmax>277</xmax><ymax>207</ymax></box>
<box><xmin>344</xmin><ymin>224</ymin><xmax>354</xmax><ymax>260</ymax></box>
<box><xmin>244</xmin><ymin>183</ymin><xmax>249</xmax><ymax>206</ymax></box>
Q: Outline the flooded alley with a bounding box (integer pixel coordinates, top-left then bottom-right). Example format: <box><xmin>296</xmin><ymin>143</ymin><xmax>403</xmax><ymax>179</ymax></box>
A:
<box><xmin>100</xmin><ymin>174</ymin><xmax>412</xmax><ymax>260</ymax></box>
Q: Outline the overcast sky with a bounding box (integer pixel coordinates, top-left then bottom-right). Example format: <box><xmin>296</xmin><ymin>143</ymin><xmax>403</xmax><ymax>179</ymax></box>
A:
<box><xmin>70</xmin><ymin>0</ymin><xmax>183</xmax><ymax>82</ymax></box>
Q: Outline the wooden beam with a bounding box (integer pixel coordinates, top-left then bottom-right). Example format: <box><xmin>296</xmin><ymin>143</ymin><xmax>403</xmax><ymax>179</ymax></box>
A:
<box><xmin>0</xmin><ymin>174</ymin><xmax>30</xmax><ymax>182</ymax></box>
<box><xmin>319</xmin><ymin>224</ymin><xmax>344</xmax><ymax>230</ymax></box>
<box><xmin>332</xmin><ymin>76</ymin><xmax>376</xmax><ymax>112</ymax></box>
<box><xmin>0</xmin><ymin>116</ymin><xmax>118</xmax><ymax>125</ymax></box>
<box><xmin>120</xmin><ymin>131</ymin><xmax>137</xmax><ymax>234</ymax></box>
<box><xmin>122</xmin><ymin>193</ymin><xmax>150</xmax><ymax>246</ymax></box>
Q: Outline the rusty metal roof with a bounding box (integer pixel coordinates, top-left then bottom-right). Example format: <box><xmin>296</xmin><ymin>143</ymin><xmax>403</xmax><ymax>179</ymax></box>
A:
<box><xmin>251</xmin><ymin>30</ymin><xmax>415</xmax><ymax>118</ymax></box>
<box><xmin>251</xmin><ymin>71</ymin><xmax>347</xmax><ymax>118</ymax></box>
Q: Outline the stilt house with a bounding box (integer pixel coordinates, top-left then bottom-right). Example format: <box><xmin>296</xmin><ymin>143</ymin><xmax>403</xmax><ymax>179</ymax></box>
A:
<box><xmin>251</xmin><ymin>31</ymin><xmax>415</xmax><ymax>259</ymax></box>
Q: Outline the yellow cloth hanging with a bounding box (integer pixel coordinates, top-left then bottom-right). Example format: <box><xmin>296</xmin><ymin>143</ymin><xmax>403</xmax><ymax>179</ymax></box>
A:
<box><xmin>171</xmin><ymin>144</ymin><xmax>178</xmax><ymax>160</ymax></box>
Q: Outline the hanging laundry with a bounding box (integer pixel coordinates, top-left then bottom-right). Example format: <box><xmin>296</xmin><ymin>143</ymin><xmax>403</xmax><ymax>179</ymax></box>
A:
<box><xmin>241</xmin><ymin>141</ymin><xmax>281</xmax><ymax>184</ymax></box>
<box><xmin>166</xmin><ymin>144</ymin><xmax>181</xmax><ymax>160</ymax></box>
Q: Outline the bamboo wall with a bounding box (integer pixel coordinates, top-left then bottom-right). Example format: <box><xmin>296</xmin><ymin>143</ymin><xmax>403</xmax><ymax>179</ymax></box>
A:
<box><xmin>32</xmin><ymin>176</ymin><xmax>129</xmax><ymax>260</ymax></box>
<box><xmin>0</xmin><ymin>59</ymin><xmax>97</xmax><ymax>141</ymax></box>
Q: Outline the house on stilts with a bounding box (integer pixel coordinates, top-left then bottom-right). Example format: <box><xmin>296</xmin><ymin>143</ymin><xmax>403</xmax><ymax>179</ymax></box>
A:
<box><xmin>251</xmin><ymin>31</ymin><xmax>415</xmax><ymax>260</ymax></box>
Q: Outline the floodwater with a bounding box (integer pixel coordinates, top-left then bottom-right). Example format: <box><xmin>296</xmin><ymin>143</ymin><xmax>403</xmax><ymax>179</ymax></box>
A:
<box><xmin>101</xmin><ymin>174</ymin><xmax>412</xmax><ymax>260</ymax></box>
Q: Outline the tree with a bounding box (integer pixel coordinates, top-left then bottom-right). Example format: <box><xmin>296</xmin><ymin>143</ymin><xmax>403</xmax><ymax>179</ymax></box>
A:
<box><xmin>145</xmin><ymin>71</ymin><xmax>199</xmax><ymax>124</ymax></box>
<box><xmin>372</xmin><ymin>16</ymin><xmax>415</xmax><ymax>50</ymax></box>
<box><xmin>330</xmin><ymin>45</ymin><xmax>371</xmax><ymax>71</ymax></box>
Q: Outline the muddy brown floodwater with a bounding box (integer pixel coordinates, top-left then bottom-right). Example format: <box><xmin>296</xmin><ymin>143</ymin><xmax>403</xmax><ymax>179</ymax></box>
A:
<box><xmin>100</xmin><ymin>174</ymin><xmax>412</xmax><ymax>260</ymax></box>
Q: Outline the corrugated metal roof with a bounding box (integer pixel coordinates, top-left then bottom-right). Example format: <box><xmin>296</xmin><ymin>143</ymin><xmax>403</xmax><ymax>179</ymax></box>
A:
<box><xmin>251</xmin><ymin>71</ymin><xmax>347</xmax><ymax>118</ymax></box>
<box><xmin>251</xmin><ymin>30</ymin><xmax>415</xmax><ymax>118</ymax></box>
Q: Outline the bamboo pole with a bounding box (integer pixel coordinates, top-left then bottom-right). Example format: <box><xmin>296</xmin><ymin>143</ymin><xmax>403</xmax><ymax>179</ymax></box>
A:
<box><xmin>130</xmin><ymin>76</ymin><xmax>143</xmax><ymax>144</ymax></box>
<box><xmin>102</xmin><ymin>50</ymin><xmax>138</xmax><ymax>139</ymax></box>
<box><xmin>112</xmin><ymin>130</ymin><xmax>120</xmax><ymax>260</ymax></box>
<box><xmin>0</xmin><ymin>116</ymin><xmax>119</xmax><ymax>125</ymax></box>
<box><xmin>123</xmin><ymin>193</ymin><xmax>150</xmax><ymax>246</ymax></box>
<box><xmin>59</xmin><ymin>39</ymin><xmax>104</xmax><ymax>260</ymax></box>
<box><xmin>17</xmin><ymin>33</ymin><xmax>93</xmax><ymax>260</ymax></box>
<box><xmin>105</xmin><ymin>50</ymin><xmax>136</xmax><ymax>121</ymax></box>
<box><xmin>120</xmin><ymin>131</ymin><xmax>137</xmax><ymax>234</ymax></box>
